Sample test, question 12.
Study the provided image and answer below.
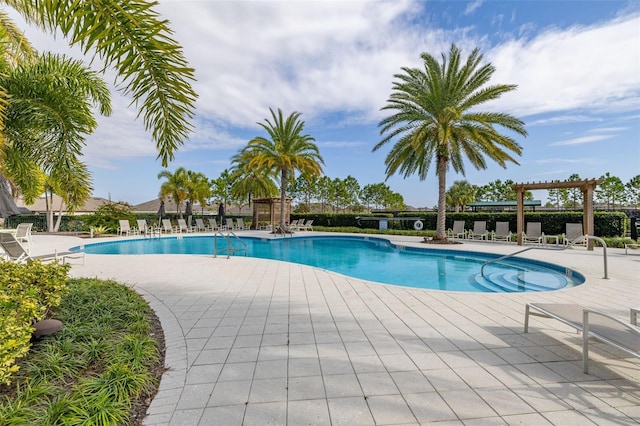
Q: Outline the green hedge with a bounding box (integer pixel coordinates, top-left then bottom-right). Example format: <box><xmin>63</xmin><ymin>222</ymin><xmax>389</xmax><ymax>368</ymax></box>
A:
<box><xmin>4</xmin><ymin>210</ymin><xmax>629</xmax><ymax>237</ymax></box>
<box><xmin>292</xmin><ymin>211</ymin><xmax>627</xmax><ymax>237</ymax></box>
<box><xmin>0</xmin><ymin>261</ymin><xmax>70</xmax><ymax>385</ymax></box>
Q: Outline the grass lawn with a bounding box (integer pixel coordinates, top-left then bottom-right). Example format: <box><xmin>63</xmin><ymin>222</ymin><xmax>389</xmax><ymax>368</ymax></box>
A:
<box><xmin>0</xmin><ymin>278</ymin><xmax>164</xmax><ymax>425</ymax></box>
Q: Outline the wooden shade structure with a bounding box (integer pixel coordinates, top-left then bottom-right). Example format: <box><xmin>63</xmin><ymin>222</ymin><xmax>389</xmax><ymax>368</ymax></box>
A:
<box><xmin>252</xmin><ymin>197</ymin><xmax>291</xmax><ymax>230</ymax></box>
<box><xmin>512</xmin><ymin>179</ymin><xmax>601</xmax><ymax>249</ymax></box>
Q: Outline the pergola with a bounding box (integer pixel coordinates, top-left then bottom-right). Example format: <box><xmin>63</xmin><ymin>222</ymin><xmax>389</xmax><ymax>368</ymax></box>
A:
<box><xmin>252</xmin><ymin>197</ymin><xmax>291</xmax><ymax>230</ymax></box>
<box><xmin>512</xmin><ymin>179</ymin><xmax>601</xmax><ymax>250</ymax></box>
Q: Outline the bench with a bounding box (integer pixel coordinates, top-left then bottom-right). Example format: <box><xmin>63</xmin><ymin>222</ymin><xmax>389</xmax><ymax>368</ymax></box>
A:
<box><xmin>525</xmin><ymin>303</ymin><xmax>640</xmax><ymax>373</ymax></box>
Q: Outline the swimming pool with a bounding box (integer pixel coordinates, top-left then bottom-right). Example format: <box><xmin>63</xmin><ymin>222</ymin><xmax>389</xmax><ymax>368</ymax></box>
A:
<box><xmin>72</xmin><ymin>235</ymin><xmax>584</xmax><ymax>293</ymax></box>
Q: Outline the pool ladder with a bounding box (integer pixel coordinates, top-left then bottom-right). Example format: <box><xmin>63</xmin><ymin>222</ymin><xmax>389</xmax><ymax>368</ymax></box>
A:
<box><xmin>480</xmin><ymin>235</ymin><xmax>608</xmax><ymax>279</ymax></box>
<box><xmin>213</xmin><ymin>231</ymin><xmax>247</xmax><ymax>258</ymax></box>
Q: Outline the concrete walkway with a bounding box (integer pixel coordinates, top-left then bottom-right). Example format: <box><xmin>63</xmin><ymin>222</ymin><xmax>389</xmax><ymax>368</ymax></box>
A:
<box><xmin>32</xmin><ymin>232</ymin><xmax>640</xmax><ymax>425</ymax></box>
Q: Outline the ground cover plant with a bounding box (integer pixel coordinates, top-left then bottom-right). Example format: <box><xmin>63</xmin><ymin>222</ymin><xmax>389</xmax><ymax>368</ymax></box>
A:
<box><xmin>0</xmin><ymin>278</ymin><xmax>164</xmax><ymax>425</ymax></box>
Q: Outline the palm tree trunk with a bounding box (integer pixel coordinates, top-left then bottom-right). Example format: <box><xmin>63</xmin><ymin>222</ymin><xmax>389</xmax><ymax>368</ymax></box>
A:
<box><xmin>280</xmin><ymin>168</ymin><xmax>288</xmax><ymax>231</ymax></box>
<box><xmin>435</xmin><ymin>156</ymin><xmax>448</xmax><ymax>240</ymax></box>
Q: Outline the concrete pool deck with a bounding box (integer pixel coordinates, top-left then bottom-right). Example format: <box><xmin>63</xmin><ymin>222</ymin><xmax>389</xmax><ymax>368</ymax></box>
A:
<box><xmin>31</xmin><ymin>232</ymin><xmax>640</xmax><ymax>425</ymax></box>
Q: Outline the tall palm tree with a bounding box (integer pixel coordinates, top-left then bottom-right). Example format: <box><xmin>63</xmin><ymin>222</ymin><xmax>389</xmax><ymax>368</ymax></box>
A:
<box><xmin>158</xmin><ymin>167</ymin><xmax>188</xmax><ymax>217</ymax></box>
<box><xmin>0</xmin><ymin>52</ymin><xmax>109</xmax><ymax>224</ymax></box>
<box><xmin>185</xmin><ymin>170</ymin><xmax>211</xmax><ymax>214</ymax></box>
<box><xmin>373</xmin><ymin>44</ymin><xmax>527</xmax><ymax>240</ymax></box>
<box><xmin>230</xmin><ymin>149</ymin><xmax>278</xmax><ymax>226</ymax></box>
<box><xmin>241</xmin><ymin>108</ymin><xmax>323</xmax><ymax>231</ymax></box>
<box><xmin>0</xmin><ymin>0</ymin><xmax>197</xmax><ymax>166</ymax></box>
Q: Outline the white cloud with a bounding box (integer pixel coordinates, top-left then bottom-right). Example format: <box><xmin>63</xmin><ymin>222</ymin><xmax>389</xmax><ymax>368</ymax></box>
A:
<box><xmin>549</xmin><ymin>135</ymin><xmax>614</xmax><ymax>146</ymax></box>
<box><xmin>587</xmin><ymin>126</ymin><xmax>628</xmax><ymax>133</ymax></box>
<box><xmin>528</xmin><ymin>115</ymin><xmax>601</xmax><ymax>126</ymax></box>
<box><xmin>464</xmin><ymin>0</ymin><xmax>483</xmax><ymax>16</ymax></box>
<box><xmin>489</xmin><ymin>15</ymin><xmax>640</xmax><ymax>117</ymax></box>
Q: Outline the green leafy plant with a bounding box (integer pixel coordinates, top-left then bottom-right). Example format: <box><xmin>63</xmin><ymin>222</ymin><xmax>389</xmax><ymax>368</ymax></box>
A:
<box><xmin>0</xmin><ymin>261</ymin><xmax>70</xmax><ymax>385</ymax></box>
<box><xmin>0</xmin><ymin>278</ymin><xmax>162</xmax><ymax>424</ymax></box>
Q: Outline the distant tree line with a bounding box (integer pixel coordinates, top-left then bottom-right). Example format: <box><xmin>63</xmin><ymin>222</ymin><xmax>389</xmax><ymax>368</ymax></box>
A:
<box><xmin>446</xmin><ymin>173</ymin><xmax>640</xmax><ymax>212</ymax></box>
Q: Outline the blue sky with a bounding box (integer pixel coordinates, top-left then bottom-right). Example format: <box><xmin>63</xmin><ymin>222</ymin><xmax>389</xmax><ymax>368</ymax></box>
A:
<box><xmin>12</xmin><ymin>0</ymin><xmax>640</xmax><ymax>208</ymax></box>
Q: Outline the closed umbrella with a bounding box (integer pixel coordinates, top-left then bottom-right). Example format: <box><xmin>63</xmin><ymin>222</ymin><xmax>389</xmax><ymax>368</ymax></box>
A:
<box><xmin>185</xmin><ymin>201</ymin><xmax>193</xmax><ymax>226</ymax></box>
<box><xmin>157</xmin><ymin>200</ymin><xmax>166</xmax><ymax>225</ymax></box>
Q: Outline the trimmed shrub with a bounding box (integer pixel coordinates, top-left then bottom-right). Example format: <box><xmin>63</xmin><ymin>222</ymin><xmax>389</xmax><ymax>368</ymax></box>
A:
<box><xmin>0</xmin><ymin>261</ymin><xmax>70</xmax><ymax>385</ymax></box>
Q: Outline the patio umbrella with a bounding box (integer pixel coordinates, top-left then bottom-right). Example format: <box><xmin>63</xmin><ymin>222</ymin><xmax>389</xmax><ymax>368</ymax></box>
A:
<box><xmin>0</xmin><ymin>176</ymin><xmax>19</xmax><ymax>219</ymax></box>
<box><xmin>157</xmin><ymin>200</ymin><xmax>166</xmax><ymax>225</ymax></box>
<box><xmin>184</xmin><ymin>201</ymin><xmax>193</xmax><ymax>226</ymax></box>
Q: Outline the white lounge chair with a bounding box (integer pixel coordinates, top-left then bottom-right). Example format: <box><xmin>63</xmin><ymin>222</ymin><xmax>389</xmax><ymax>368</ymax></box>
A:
<box><xmin>14</xmin><ymin>223</ymin><xmax>33</xmax><ymax>252</ymax></box>
<box><xmin>226</xmin><ymin>218</ymin><xmax>235</xmax><ymax>230</ymax></box>
<box><xmin>195</xmin><ymin>218</ymin><xmax>208</xmax><ymax>232</ymax></box>
<box><xmin>161</xmin><ymin>219</ymin><xmax>175</xmax><ymax>234</ymax></box>
<box><xmin>137</xmin><ymin>219</ymin><xmax>149</xmax><ymax>236</ymax></box>
<box><xmin>235</xmin><ymin>218</ymin><xmax>249</xmax><ymax>230</ymax></box>
<box><xmin>491</xmin><ymin>221</ymin><xmax>512</xmax><ymax>243</ymax></box>
<box><xmin>525</xmin><ymin>303</ymin><xmax>640</xmax><ymax>373</ymax></box>
<box><xmin>522</xmin><ymin>222</ymin><xmax>543</xmax><ymax>244</ymax></box>
<box><xmin>298</xmin><ymin>219</ymin><xmax>314</xmax><ymax>231</ymax></box>
<box><xmin>447</xmin><ymin>220</ymin><xmax>466</xmax><ymax>239</ymax></box>
<box><xmin>468</xmin><ymin>221</ymin><xmax>488</xmax><ymax>240</ymax></box>
<box><xmin>287</xmin><ymin>219</ymin><xmax>300</xmax><ymax>231</ymax></box>
<box><xmin>177</xmin><ymin>218</ymin><xmax>194</xmax><ymax>233</ymax></box>
<box><xmin>563</xmin><ymin>222</ymin><xmax>586</xmax><ymax>246</ymax></box>
<box><xmin>117</xmin><ymin>220</ymin><xmax>136</xmax><ymax>236</ymax></box>
<box><xmin>0</xmin><ymin>232</ymin><xmax>84</xmax><ymax>264</ymax></box>
<box><xmin>208</xmin><ymin>218</ymin><xmax>220</xmax><ymax>231</ymax></box>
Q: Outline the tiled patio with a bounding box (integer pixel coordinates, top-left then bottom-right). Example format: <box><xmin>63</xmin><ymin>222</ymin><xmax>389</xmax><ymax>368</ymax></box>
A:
<box><xmin>34</xmin><ymin>233</ymin><xmax>640</xmax><ymax>425</ymax></box>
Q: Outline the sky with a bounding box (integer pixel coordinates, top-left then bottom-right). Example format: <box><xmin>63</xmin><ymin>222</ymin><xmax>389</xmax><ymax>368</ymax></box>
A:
<box><xmin>9</xmin><ymin>0</ymin><xmax>640</xmax><ymax>208</ymax></box>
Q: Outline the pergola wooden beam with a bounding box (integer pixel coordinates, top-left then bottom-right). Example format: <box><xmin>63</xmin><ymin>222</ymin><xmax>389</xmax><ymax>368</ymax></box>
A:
<box><xmin>512</xmin><ymin>179</ymin><xmax>602</xmax><ymax>250</ymax></box>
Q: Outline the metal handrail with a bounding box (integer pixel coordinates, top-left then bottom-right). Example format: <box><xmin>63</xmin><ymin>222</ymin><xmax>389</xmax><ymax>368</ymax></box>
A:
<box><xmin>480</xmin><ymin>235</ymin><xmax>608</xmax><ymax>279</ymax></box>
<box><xmin>213</xmin><ymin>231</ymin><xmax>247</xmax><ymax>258</ymax></box>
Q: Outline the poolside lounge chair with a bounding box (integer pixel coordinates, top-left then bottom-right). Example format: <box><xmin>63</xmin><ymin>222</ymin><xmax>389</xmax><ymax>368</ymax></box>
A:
<box><xmin>563</xmin><ymin>222</ymin><xmax>586</xmax><ymax>246</ymax></box>
<box><xmin>447</xmin><ymin>220</ymin><xmax>467</xmax><ymax>239</ymax></box>
<box><xmin>235</xmin><ymin>218</ymin><xmax>249</xmax><ymax>230</ymax></box>
<box><xmin>522</xmin><ymin>222</ymin><xmax>544</xmax><ymax>244</ymax></box>
<box><xmin>161</xmin><ymin>219</ymin><xmax>176</xmax><ymax>234</ymax></box>
<box><xmin>208</xmin><ymin>218</ymin><xmax>220</xmax><ymax>231</ymax></box>
<box><xmin>226</xmin><ymin>218</ymin><xmax>235</xmax><ymax>231</ymax></box>
<box><xmin>0</xmin><ymin>232</ymin><xmax>84</xmax><ymax>264</ymax></box>
<box><xmin>298</xmin><ymin>219</ymin><xmax>314</xmax><ymax>231</ymax></box>
<box><xmin>177</xmin><ymin>218</ymin><xmax>194</xmax><ymax>233</ymax></box>
<box><xmin>525</xmin><ymin>303</ymin><xmax>640</xmax><ymax>373</ymax></box>
<box><xmin>287</xmin><ymin>219</ymin><xmax>299</xmax><ymax>231</ymax></box>
<box><xmin>468</xmin><ymin>221</ymin><xmax>488</xmax><ymax>240</ymax></box>
<box><xmin>137</xmin><ymin>219</ymin><xmax>150</xmax><ymax>237</ymax></box>
<box><xmin>491</xmin><ymin>221</ymin><xmax>513</xmax><ymax>243</ymax></box>
<box><xmin>117</xmin><ymin>220</ymin><xmax>136</xmax><ymax>236</ymax></box>
<box><xmin>195</xmin><ymin>218</ymin><xmax>208</xmax><ymax>232</ymax></box>
<box><xmin>14</xmin><ymin>223</ymin><xmax>33</xmax><ymax>252</ymax></box>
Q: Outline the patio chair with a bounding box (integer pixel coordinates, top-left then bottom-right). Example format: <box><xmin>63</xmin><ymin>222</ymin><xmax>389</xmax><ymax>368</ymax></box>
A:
<box><xmin>195</xmin><ymin>218</ymin><xmax>208</xmax><ymax>232</ymax></box>
<box><xmin>226</xmin><ymin>218</ymin><xmax>235</xmax><ymax>231</ymax></box>
<box><xmin>563</xmin><ymin>222</ymin><xmax>586</xmax><ymax>246</ymax></box>
<box><xmin>468</xmin><ymin>221</ymin><xmax>488</xmax><ymax>240</ymax></box>
<box><xmin>208</xmin><ymin>218</ymin><xmax>220</xmax><ymax>231</ymax></box>
<box><xmin>137</xmin><ymin>219</ymin><xmax>152</xmax><ymax>237</ymax></box>
<box><xmin>491</xmin><ymin>221</ymin><xmax>512</xmax><ymax>243</ymax></box>
<box><xmin>287</xmin><ymin>219</ymin><xmax>300</xmax><ymax>231</ymax></box>
<box><xmin>177</xmin><ymin>218</ymin><xmax>195</xmax><ymax>233</ymax></box>
<box><xmin>117</xmin><ymin>220</ymin><xmax>136</xmax><ymax>236</ymax></box>
<box><xmin>298</xmin><ymin>219</ymin><xmax>314</xmax><ymax>231</ymax></box>
<box><xmin>522</xmin><ymin>222</ymin><xmax>544</xmax><ymax>244</ymax></box>
<box><xmin>14</xmin><ymin>223</ymin><xmax>33</xmax><ymax>252</ymax></box>
<box><xmin>0</xmin><ymin>232</ymin><xmax>84</xmax><ymax>264</ymax></box>
<box><xmin>447</xmin><ymin>220</ymin><xmax>467</xmax><ymax>239</ymax></box>
<box><xmin>525</xmin><ymin>303</ymin><xmax>640</xmax><ymax>373</ymax></box>
<box><xmin>236</xmin><ymin>218</ymin><xmax>249</xmax><ymax>230</ymax></box>
<box><xmin>161</xmin><ymin>219</ymin><xmax>175</xmax><ymax>234</ymax></box>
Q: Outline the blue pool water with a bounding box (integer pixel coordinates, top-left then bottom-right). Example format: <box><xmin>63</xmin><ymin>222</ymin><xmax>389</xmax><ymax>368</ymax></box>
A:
<box><xmin>72</xmin><ymin>235</ymin><xmax>584</xmax><ymax>293</ymax></box>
